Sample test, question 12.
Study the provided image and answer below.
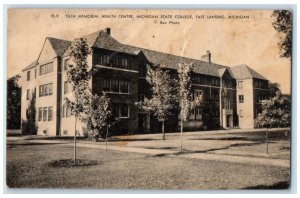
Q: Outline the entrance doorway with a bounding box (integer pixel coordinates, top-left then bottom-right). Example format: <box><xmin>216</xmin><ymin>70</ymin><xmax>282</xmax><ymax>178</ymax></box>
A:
<box><xmin>226</xmin><ymin>115</ymin><xmax>232</xmax><ymax>128</ymax></box>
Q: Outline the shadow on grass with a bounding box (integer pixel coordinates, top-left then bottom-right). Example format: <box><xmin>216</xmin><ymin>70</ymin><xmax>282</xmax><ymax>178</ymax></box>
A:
<box><xmin>191</xmin><ymin>137</ymin><xmax>249</xmax><ymax>141</ymax></box>
<box><xmin>7</xmin><ymin>142</ymin><xmax>67</xmax><ymax>148</ymax></box>
<box><xmin>47</xmin><ymin>159</ymin><xmax>99</xmax><ymax>168</ymax></box>
<box><xmin>108</xmin><ymin>138</ymin><xmax>155</xmax><ymax>142</ymax></box>
<box><xmin>242</xmin><ymin>181</ymin><xmax>290</xmax><ymax>189</ymax></box>
<box><xmin>151</xmin><ymin>141</ymin><xmax>268</xmax><ymax>157</ymax></box>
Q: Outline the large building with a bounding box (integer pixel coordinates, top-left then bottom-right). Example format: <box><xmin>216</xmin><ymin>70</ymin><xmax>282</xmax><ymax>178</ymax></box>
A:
<box><xmin>20</xmin><ymin>28</ymin><xmax>269</xmax><ymax>136</ymax></box>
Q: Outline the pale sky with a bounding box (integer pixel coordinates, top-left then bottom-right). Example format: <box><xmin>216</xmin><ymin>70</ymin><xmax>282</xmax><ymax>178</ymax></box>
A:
<box><xmin>7</xmin><ymin>9</ymin><xmax>291</xmax><ymax>94</ymax></box>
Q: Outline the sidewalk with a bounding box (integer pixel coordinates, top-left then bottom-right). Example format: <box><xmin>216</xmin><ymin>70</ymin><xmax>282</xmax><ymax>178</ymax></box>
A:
<box><xmin>73</xmin><ymin>141</ymin><xmax>290</xmax><ymax>168</ymax></box>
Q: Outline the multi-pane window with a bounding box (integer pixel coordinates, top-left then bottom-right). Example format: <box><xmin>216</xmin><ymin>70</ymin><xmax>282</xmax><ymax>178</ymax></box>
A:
<box><xmin>38</xmin><ymin>106</ymin><xmax>53</xmax><ymax>122</ymax></box>
<box><xmin>27</xmin><ymin>71</ymin><xmax>31</xmax><ymax>81</ymax></box>
<box><xmin>48</xmin><ymin>107</ymin><xmax>53</xmax><ymax>121</ymax></box>
<box><xmin>239</xmin><ymin>95</ymin><xmax>244</xmax><ymax>103</ymax></box>
<box><xmin>112</xmin><ymin>104</ymin><xmax>130</xmax><ymax>118</ymax></box>
<box><xmin>26</xmin><ymin>89</ymin><xmax>30</xmax><ymax>100</ymax></box>
<box><xmin>121</xmin><ymin>57</ymin><xmax>128</xmax><ymax>67</ymax></box>
<box><xmin>64</xmin><ymin>81</ymin><xmax>69</xmax><ymax>94</ymax></box>
<box><xmin>238</xmin><ymin>81</ymin><xmax>243</xmax><ymax>88</ymax></box>
<box><xmin>39</xmin><ymin>83</ymin><xmax>53</xmax><ymax>97</ymax></box>
<box><xmin>111</xmin><ymin>79</ymin><xmax>119</xmax><ymax>92</ymax></box>
<box><xmin>103</xmin><ymin>78</ymin><xmax>110</xmax><ymax>92</ymax></box>
<box><xmin>100</xmin><ymin>55</ymin><xmax>110</xmax><ymax>65</ymax></box>
<box><xmin>40</xmin><ymin>62</ymin><xmax>53</xmax><ymax>75</ymax></box>
<box><xmin>120</xmin><ymin>80</ymin><xmax>129</xmax><ymax>93</ymax></box>
<box><xmin>61</xmin><ymin>104</ymin><xmax>71</xmax><ymax>118</ymax></box>
<box><xmin>193</xmin><ymin>90</ymin><xmax>202</xmax><ymax>100</ymax></box>
<box><xmin>103</xmin><ymin>78</ymin><xmax>130</xmax><ymax>93</ymax></box>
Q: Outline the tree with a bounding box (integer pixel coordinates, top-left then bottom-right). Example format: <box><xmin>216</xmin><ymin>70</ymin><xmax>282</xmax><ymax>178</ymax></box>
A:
<box><xmin>81</xmin><ymin>94</ymin><xmax>116</xmax><ymax>150</ymax></box>
<box><xmin>177</xmin><ymin>63</ymin><xmax>203</xmax><ymax>150</ymax></box>
<box><xmin>21</xmin><ymin>96</ymin><xmax>38</xmax><ymax>135</ymax></box>
<box><xmin>254</xmin><ymin>91</ymin><xmax>291</xmax><ymax>153</ymax></box>
<box><xmin>7</xmin><ymin>75</ymin><xmax>21</xmax><ymax>129</ymax></box>
<box><xmin>65</xmin><ymin>37</ymin><xmax>92</xmax><ymax>163</ymax></box>
<box><xmin>136</xmin><ymin>64</ymin><xmax>177</xmax><ymax>140</ymax></box>
<box><xmin>267</xmin><ymin>82</ymin><xmax>281</xmax><ymax>98</ymax></box>
<box><xmin>272</xmin><ymin>10</ymin><xmax>292</xmax><ymax>58</ymax></box>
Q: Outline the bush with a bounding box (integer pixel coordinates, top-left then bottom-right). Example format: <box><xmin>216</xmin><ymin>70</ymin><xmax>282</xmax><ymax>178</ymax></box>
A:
<box><xmin>21</xmin><ymin>119</ymin><xmax>38</xmax><ymax>135</ymax></box>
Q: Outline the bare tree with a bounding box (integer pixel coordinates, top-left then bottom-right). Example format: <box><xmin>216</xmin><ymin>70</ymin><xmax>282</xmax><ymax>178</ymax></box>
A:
<box><xmin>177</xmin><ymin>63</ymin><xmax>203</xmax><ymax>150</ymax></box>
<box><xmin>136</xmin><ymin>64</ymin><xmax>177</xmax><ymax>140</ymax></box>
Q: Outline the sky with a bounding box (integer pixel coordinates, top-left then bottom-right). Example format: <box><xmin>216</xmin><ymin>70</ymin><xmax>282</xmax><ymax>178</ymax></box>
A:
<box><xmin>7</xmin><ymin>9</ymin><xmax>291</xmax><ymax>94</ymax></box>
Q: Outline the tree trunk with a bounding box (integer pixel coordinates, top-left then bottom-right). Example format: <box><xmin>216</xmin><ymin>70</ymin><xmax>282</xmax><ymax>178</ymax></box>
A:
<box><xmin>180</xmin><ymin>120</ymin><xmax>183</xmax><ymax>151</ymax></box>
<box><xmin>266</xmin><ymin>128</ymin><xmax>269</xmax><ymax>154</ymax></box>
<box><xmin>162</xmin><ymin>121</ymin><xmax>165</xmax><ymax>141</ymax></box>
<box><xmin>106</xmin><ymin>126</ymin><xmax>109</xmax><ymax>150</ymax></box>
<box><xmin>74</xmin><ymin>116</ymin><xmax>77</xmax><ymax>164</ymax></box>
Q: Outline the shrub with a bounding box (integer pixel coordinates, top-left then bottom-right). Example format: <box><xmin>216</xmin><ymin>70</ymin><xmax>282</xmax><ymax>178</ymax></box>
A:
<box><xmin>21</xmin><ymin>119</ymin><xmax>38</xmax><ymax>135</ymax></box>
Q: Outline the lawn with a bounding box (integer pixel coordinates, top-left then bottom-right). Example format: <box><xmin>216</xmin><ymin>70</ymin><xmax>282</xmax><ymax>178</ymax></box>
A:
<box><xmin>6</xmin><ymin>142</ymin><xmax>290</xmax><ymax>189</ymax></box>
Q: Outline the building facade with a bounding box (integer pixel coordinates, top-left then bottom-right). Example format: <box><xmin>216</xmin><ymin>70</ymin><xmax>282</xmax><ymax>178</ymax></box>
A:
<box><xmin>20</xmin><ymin>28</ymin><xmax>269</xmax><ymax>136</ymax></box>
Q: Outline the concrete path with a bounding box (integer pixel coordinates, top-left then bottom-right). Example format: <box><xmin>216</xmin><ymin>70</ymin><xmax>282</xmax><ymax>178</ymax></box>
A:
<box><xmin>73</xmin><ymin>141</ymin><xmax>290</xmax><ymax>168</ymax></box>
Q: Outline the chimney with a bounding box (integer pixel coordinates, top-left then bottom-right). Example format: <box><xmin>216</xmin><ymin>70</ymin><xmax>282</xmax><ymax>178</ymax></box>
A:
<box><xmin>201</xmin><ymin>50</ymin><xmax>211</xmax><ymax>63</ymax></box>
<box><xmin>105</xmin><ymin>27</ymin><xmax>111</xmax><ymax>35</ymax></box>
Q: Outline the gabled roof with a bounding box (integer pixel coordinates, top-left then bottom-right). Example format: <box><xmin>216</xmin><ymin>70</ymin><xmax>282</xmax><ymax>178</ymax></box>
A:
<box><xmin>231</xmin><ymin>64</ymin><xmax>267</xmax><ymax>80</ymax></box>
<box><xmin>47</xmin><ymin>37</ymin><xmax>72</xmax><ymax>57</ymax></box>
<box><xmin>21</xmin><ymin>60</ymin><xmax>38</xmax><ymax>71</ymax></box>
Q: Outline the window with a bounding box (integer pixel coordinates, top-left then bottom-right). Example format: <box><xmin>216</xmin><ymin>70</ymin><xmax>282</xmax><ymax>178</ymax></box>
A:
<box><xmin>239</xmin><ymin>110</ymin><xmax>243</xmax><ymax>117</ymax></box>
<box><xmin>100</xmin><ymin>55</ymin><xmax>110</xmax><ymax>65</ymax></box>
<box><xmin>34</xmin><ymin>69</ymin><xmax>37</xmax><ymax>79</ymax></box>
<box><xmin>48</xmin><ymin>107</ymin><xmax>53</xmax><ymax>121</ymax></box>
<box><xmin>103</xmin><ymin>78</ymin><xmax>110</xmax><ymax>92</ymax></box>
<box><xmin>239</xmin><ymin>95</ymin><xmax>244</xmax><ymax>103</ymax></box>
<box><xmin>43</xmin><ymin>107</ymin><xmax>48</xmax><ymax>121</ymax></box>
<box><xmin>27</xmin><ymin>71</ymin><xmax>31</xmax><ymax>81</ymax></box>
<box><xmin>64</xmin><ymin>81</ymin><xmax>69</xmax><ymax>94</ymax></box>
<box><xmin>39</xmin><ymin>83</ymin><xmax>53</xmax><ymax>97</ymax></box>
<box><xmin>66</xmin><ymin>105</ymin><xmax>72</xmax><ymax>117</ymax></box>
<box><xmin>120</xmin><ymin>80</ymin><xmax>129</xmax><ymax>93</ymax></box>
<box><xmin>26</xmin><ymin>89</ymin><xmax>30</xmax><ymax>100</ymax></box>
<box><xmin>121</xmin><ymin>57</ymin><xmax>128</xmax><ymax>67</ymax></box>
<box><xmin>111</xmin><ymin>79</ymin><xmax>119</xmax><ymax>92</ymax></box>
<box><xmin>193</xmin><ymin>90</ymin><xmax>202</xmax><ymax>100</ymax></box>
<box><xmin>64</xmin><ymin>59</ymin><xmax>69</xmax><ymax>71</ymax></box>
<box><xmin>40</xmin><ymin>62</ymin><xmax>53</xmax><ymax>75</ymax></box>
<box><xmin>238</xmin><ymin>81</ymin><xmax>243</xmax><ymax>88</ymax></box>
<box><xmin>38</xmin><ymin>108</ymin><xmax>43</xmax><ymax>121</ymax></box>
<box><xmin>62</xmin><ymin>105</ymin><xmax>65</xmax><ymax>118</ymax></box>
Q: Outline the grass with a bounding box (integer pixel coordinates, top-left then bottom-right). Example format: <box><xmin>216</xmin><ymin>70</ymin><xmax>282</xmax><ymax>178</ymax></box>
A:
<box><xmin>6</xmin><ymin>143</ymin><xmax>290</xmax><ymax>189</ymax></box>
